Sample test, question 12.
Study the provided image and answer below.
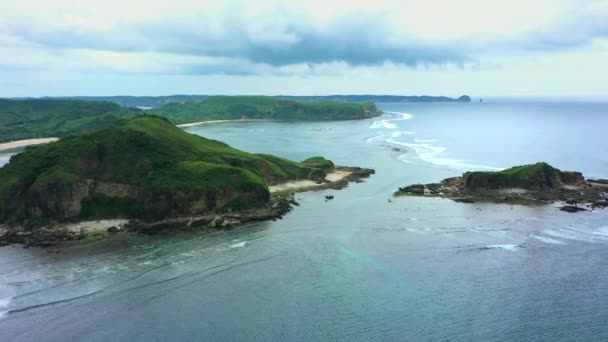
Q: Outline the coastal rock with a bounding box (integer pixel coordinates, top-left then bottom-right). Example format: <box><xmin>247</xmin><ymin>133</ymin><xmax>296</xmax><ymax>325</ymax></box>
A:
<box><xmin>398</xmin><ymin>184</ymin><xmax>425</xmax><ymax>195</ymax></box>
<box><xmin>559</xmin><ymin>205</ymin><xmax>587</xmax><ymax>213</ymax></box>
<box><xmin>395</xmin><ymin>162</ymin><xmax>608</xmax><ymax>208</ymax></box>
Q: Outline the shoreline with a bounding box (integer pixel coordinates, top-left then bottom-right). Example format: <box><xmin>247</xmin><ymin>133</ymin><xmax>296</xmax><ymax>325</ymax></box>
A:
<box><xmin>177</xmin><ymin>118</ymin><xmax>276</xmax><ymax>128</ymax></box>
<box><xmin>0</xmin><ymin>120</ymin><xmax>275</xmax><ymax>152</ymax></box>
<box><xmin>1</xmin><ymin>113</ymin><xmax>382</xmax><ymax>152</ymax></box>
<box><xmin>0</xmin><ymin>138</ymin><xmax>59</xmax><ymax>152</ymax></box>
<box><xmin>269</xmin><ymin>169</ymin><xmax>354</xmax><ymax>193</ymax></box>
<box><xmin>0</xmin><ymin>166</ymin><xmax>375</xmax><ymax>247</ymax></box>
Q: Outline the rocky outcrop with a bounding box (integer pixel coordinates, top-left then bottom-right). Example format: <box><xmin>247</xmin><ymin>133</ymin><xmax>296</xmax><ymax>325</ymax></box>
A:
<box><xmin>395</xmin><ymin>162</ymin><xmax>608</xmax><ymax>209</ymax></box>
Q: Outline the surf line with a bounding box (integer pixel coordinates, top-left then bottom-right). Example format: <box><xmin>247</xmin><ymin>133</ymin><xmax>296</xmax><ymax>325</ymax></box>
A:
<box><xmin>369</xmin><ymin>111</ymin><xmax>413</xmax><ymax>129</ymax></box>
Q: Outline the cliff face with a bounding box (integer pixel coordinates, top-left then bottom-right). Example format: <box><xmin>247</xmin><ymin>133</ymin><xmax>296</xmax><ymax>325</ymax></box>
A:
<box><xmin>0</xmin><ymin>115</ymin><xmax>331</xmax><ymax>225</ymax></box>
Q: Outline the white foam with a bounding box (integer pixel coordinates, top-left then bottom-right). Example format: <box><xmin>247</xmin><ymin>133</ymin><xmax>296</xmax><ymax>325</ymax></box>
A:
<box><xmin>368</xmin><ymin>112</ymin><xmax>413</xmax><ymax>130</ymax></box>
<box><xmin>397</xmin><ymin>154</ymin><xmax>412</xmax><ymax>164</ymax></box>
<box><xmin>387</xmin><ymin>139</ymin><xmax>503</xmax><ymax>171</ymax></box>
<box><xmin>543</xmin><ymin>228</ymin><xmax>596</xmax><ymax>243</ymax></box>
<box><xmin>384</xmin><ymin>111</ymin><xmax>414</xmax><ymax>120</ymax></box>
<box><xmin>413</xmin><ymin>138</ymin><xmax>436</xmax><ymax>143</ymax></box>
<box><xmin>0</xmin><ymin>297</ymin><xmax>11</xmax><ymax>319</ymax></box>
<box><xmin>382</xmin><ymin>121</ymin><xmax>397</xmax><ymax>129</ymax></box>
<box><xmin>485</xmin><ymin>244</ymin><xmax>518</xmax><ymax>251</ymax></box>
<box><xmin>229</xmin><ymin>241</ymin><xmax>247</xmax><ymax>248</ymax></box>
<box><xmin>365</xmin><ymin>134</ymin><xmax>386</xmax><ymax>142</ymax></box>
<box><xmin>532</xmin><ymin>235</ymin><xmax>566</xmax><ymax>245</ymax></box>
<box><xmin>391</xmin><ymin>131</ymin><xmax>414</xmax><ymax>138</ymax></box>
<box><xmin>592</xmin><ymin>226</ymin><xmax>608</xmax><ymax>237</ymax></box>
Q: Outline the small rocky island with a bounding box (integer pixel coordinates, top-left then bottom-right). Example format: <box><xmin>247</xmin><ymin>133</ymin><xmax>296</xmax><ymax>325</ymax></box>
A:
<box><xmin>0</xmin><ymin>115</ymin><xmax>373</xmax><ymax>246</ymax></box>
<box><xmin>395</xmin><ymin>162</ymin><xmax>608</xmax><ymax>210</ymax></box>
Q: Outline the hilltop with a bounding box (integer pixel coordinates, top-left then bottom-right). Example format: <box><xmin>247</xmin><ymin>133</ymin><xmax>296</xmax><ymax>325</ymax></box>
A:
<box><xmin>0</xmin><ymin>99</ymin><xmax>141</xmax><ymax>143</ymax></box>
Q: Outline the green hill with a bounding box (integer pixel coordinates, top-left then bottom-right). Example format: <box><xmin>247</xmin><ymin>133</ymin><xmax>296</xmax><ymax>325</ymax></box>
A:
<box><xmin>0</xmin><ymin>97</ymin><xmax>381</xmax><ymax>142</ymax></box>
<box><xmin>0</xmin><ymin>99</ymin><xmax>141</xmax><ymax>143</ymax></box>
<box><xmin>462</xmin><ymin>162</ymin><xmax>564</xmax><ymax>189</ymax></box>
<box><xmin>150</xmin><ymin>96</ymin><xmax>382</xmax><ymax>124</ymax></box>
<box><xmin>0</xmin><ymin>115</ymin><xmax>332</xmax><ymax>225</ymax></box>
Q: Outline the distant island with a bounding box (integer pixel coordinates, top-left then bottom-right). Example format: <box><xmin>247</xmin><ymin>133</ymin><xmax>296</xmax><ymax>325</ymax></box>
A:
<box><xmin>395</xmin><ymin>162</ymin><xmax>608</xmax><ymax>210</ymax></box>
<box><xmin>13</xmin><ymin>94</ymin><xmax>472</xmax><ymax>108</ymax></box>
<box><xmin>0</xmin><ymin>96</ymin><xmax>381</xmax><ymax>143</ymax></box>
<box><xmin>0</xmin><ymin>115</ymin><xmax>374</xmax><ymax>246</ymax></box>
<box><xmin>149</xmin><ymin>96</ymin><xmax>382</xmax><ymax>125</ymax></box>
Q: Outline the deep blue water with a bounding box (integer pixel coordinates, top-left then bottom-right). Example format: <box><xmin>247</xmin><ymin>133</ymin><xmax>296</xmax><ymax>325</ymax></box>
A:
<box><xmin>0</xmin><ymin>101</ymin><xmax>607</xmax><ymax>341</ymax></box>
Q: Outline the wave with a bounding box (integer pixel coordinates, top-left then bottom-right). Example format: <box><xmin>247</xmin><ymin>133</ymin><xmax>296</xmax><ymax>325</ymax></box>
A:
<box><xmin>531</xmin><ymin>235</ymin><xmax>566</xmax><ymax>245</ymax></box>
<box><xmin>386</xmin><ymin>139</ymin><xmax>503</xmax><ymax>171</ymax></box>
<box><xmin>0</xmin><ymin>297</ymin><xmax>11</xmax><ymax>319</ymax></box>
<box><xmin>369</xmin><ymin>110</ymin><xmax>502</xmax><ymax>171</ymax></box>
<box><xmin>543</xmin><ymin>228</ymin><xmax>597</xmax><ymax>243</ymax></box>
<box><xmin>483</xmin><ymin>244</ymin><xmax>518</xmax><ymax>251</ymax></box>
<box><xmin>229</xmin><ymin>241</ymin><xmax>247</xmax><ymax>248</ymax></box>
<box><xmin>592</xmin><ymin>226</ymin><xmax>608</xmax><ymax>237</ymax></box>
<box><xmin>369</xmin><ymin>112</ymin><xmax>413</xmax><ymax>130</ymax></box>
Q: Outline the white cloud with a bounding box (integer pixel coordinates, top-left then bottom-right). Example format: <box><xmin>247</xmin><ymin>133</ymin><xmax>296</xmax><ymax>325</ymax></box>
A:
<box><xmin>0</xmin><ymin>0</ymin><xmax>607</xmax><ymax>96</ymax></box>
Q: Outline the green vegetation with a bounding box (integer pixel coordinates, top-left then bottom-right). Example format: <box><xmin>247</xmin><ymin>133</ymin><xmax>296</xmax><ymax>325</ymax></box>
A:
<box><xmin>302</xmin><ymin>157</ymin><xmax>335</xmax><ymax>172</ymax></box>
<box><xmin>463</xmin><ymin>162</ymin><xmax>562</xmax><ymax>189</ymax></box>
<box><xmin>150</xmin><ymin>96</ymin><xmax>381</xmax><ymax>124</ymax></box>
<box><xmin>0</xmin><ymin>99</ymin><xmax>141</xmax><ymax>143</ymax></box>
<box><xmin>0</xmin><ymin>115</ymin><xmax>333</xmax><ymax>225</ymax></box>
<box><xmin>0</xmin><ymin>97</ymin><xmax>381</xmax><ymax>142</ymax></box>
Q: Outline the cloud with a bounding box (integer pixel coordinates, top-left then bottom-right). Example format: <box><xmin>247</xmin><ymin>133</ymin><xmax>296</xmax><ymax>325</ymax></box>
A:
<box><xmin>0</xmin><ymin>0</ymin><xmax>607</xmax><ymax>84</ymax></box>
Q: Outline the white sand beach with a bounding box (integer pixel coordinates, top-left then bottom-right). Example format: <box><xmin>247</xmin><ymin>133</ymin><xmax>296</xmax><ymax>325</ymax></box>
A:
<box><xmin>268</xmin><ymin>170</ymin><xmax>352</xmax><ymax>193</ymax></box>
<box><xmin>177</xmin><ymin>119</ymin><xmax>274</xmax><ymax>128</ymax></box>
<box><xmin>0</xmin><ymin>138</ymin><xmax>59</xmax><ymax>152</ymax></box>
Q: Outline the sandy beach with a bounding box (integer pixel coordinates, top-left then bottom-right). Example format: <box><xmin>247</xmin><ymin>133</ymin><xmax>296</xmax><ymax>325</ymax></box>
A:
<box><xmin>0</xmin><ymin>138</ymin><xmax>59</xmax><ymax>152</ymax></box>
<box><xmin>0</xmin><ymin>119</ymin><xmax>276</xmax><ymax>152</ymax></box>
<box><xmin>177</xmin><ymin>118</ymin><xmax>275</xmax><ymax>128</ymax></box>
<box><xmin>268</xmin><ymin>170</ymin><xmax>352</xmax><ymax>193</ymax></box>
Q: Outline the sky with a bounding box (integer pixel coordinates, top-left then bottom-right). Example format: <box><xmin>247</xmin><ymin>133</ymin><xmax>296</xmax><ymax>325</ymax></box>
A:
<box><xmin>0</xmin><ymin>0</ymin><xmax>607</xmax><ymax>98</ymax></box>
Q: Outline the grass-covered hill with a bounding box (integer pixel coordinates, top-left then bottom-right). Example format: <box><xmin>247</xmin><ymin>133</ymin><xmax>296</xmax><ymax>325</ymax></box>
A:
<box><xmin>0</xmin><ymin>97</ymin><xmax>381</xmax><ymax>142</ymax></box>
<box><xmin>0</xmin><ymin>99</ymin><xmax>141</xmax><ymax>143</ymax></box>
<box><xmin>0</xmin><ymin>115</ymin><xmax>333</xmax><ymax>225</ymax></box>
<box><xmin>150</xmin><ymin>96</ymin><xmax>382</xmax><ymax>124</ymax></box>
<box><xmin>462</xmin><ymin>162</ymin><xmax>577</xmax><ymax>189</ymax></box>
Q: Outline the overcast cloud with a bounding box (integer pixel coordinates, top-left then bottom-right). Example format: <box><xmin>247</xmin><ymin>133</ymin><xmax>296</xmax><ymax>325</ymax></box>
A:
<box><xmin>0</xmin><ymin>0</ymin><xmax>607</xmax><ymax>97</ymax></box>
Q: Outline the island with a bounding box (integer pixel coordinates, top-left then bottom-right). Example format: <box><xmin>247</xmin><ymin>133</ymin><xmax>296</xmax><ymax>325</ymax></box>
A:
<box><xmin>395</xmin><ymin>162</ymin><xmax>608</xmax><ymax>210</ymax></box>
<box><xmin>149</xmin><ymin>96</ymin><xmax>382</xmax><ymax>125</ymax></box>
<box><xmin>0</xmin><ymin>115</ymin><xmax>374</xmax><ymax>246</ymax></box>
<box><xmin>31</xmin><ymin>94</ymin><xmax>472</xmax><ymax>108</ymax></box>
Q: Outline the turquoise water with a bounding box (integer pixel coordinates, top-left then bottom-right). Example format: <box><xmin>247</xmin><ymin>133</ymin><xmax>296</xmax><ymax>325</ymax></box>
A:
<box><xmin>1</xmin><ymin>101</ymin><xmax>608</xmax><ymax>341</ymax></box>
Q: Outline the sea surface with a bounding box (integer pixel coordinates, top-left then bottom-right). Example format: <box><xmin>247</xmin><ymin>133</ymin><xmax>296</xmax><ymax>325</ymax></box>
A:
<box><xmin>1</xmin><ymin>100</ymin><xmax>608</xmax><ymax>341</ymax></box>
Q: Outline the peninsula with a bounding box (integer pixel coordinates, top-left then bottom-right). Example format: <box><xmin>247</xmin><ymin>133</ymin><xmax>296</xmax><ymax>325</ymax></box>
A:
<box><xmin>0</xmin><ymin>115</ymin><xmax>373</xmax><ymax>246</ymax></box>
<box><xmin>0</xmin><ymin>96</ymin><xmax>382</xmax><ymax>144</ymax></box>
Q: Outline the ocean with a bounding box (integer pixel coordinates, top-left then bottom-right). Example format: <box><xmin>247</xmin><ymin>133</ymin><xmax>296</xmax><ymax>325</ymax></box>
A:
<box><xmin>1</xmin><ymin>100</ymin><xmax>607</xmax><ymax>341</ymax></box>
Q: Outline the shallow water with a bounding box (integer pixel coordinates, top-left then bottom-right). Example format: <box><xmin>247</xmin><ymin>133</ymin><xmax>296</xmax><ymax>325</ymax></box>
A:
<box><xmin>1</xmin><ymin>100</ymin><xmax>608</xmax><ymax>341</ymax></box>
